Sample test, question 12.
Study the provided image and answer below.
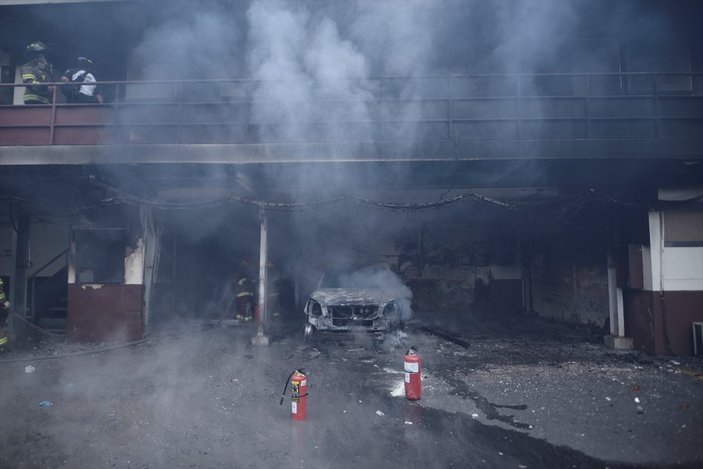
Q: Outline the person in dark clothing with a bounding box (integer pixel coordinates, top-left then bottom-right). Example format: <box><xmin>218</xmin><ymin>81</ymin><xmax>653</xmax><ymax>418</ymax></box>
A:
<box><xmin>61</xmin><ymin>57</ymin><xmax>103</xmax><ymax>103</ymax></box>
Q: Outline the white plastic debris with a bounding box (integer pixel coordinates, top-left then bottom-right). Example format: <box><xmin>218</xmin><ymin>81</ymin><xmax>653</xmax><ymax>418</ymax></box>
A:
<box><xmin>404</xmin><ymin>421</ymin><xmax>413</xmax><ymax>425</ymax></box>
<box><xmin>670</xmin><ymin>360</ymin><xmax>680</xmax><ymax>366</ymax></box>
<box><xmin>605</xmin><ymin>396</ymin><xmax>612</xmax><ymax>401</ymax></box>
<box><xmin>375</xmin><ymin>410</ymin><xmax>385</xmax><ymax>417</ymax></box>
<box><xmin>471</xmin><ymin>413</ymin><xmax>479</xmax><ymax>419</ymax></box>
<box><xmin>25</xmin><ymin>365</ymin><xmax>35</xmax><ymax>373</ymax></box>
<box><xmin>634</xmin><ymin>397</ymin><xmax>641</xmax><ymax>404</ymax></box>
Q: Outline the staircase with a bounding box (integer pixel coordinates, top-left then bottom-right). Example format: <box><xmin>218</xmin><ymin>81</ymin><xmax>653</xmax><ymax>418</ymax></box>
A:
<box><xmin>29</xmin><ymin>252</ymin><xmax>68</xmax><ymax>335</ymax></box>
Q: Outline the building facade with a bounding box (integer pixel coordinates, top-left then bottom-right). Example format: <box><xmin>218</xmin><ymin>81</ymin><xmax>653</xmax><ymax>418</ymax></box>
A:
<box><xmin>0</xmin><ymin>0</ymin><xmax>701</xmax><ymax>354</ymax></box>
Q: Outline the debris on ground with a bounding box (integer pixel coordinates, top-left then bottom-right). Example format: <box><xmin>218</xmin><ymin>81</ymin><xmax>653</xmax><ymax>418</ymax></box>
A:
<box><xmin>25</xmin><ymin>365</ymin><xmax>35</xmax><ymax>373</ymax></box>
<box><xmin>38</xmin><ymin>401</ymin><xmax>52</xmax><ymax>408</ymax></box>
<box><xmin>375</xmin><ymin>410</ymin><xmax>385</xmax><ymax>416</ymax></box>
<box><xmin>421</xmin><ymin>326</ymin><xmax>470</xmax><ymax>348</ymax></box>
<box><xmin>347</xmin><ymin>348</ymin><xmax>365</xmax><ymax>353</ymax></box>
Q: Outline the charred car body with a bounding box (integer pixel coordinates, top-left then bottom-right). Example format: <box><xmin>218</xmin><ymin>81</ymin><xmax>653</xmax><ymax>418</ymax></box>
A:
<box><xmin>303</xmin><ymin>267</ymin><xmax>405</xmax><ymax>339</ymax></box>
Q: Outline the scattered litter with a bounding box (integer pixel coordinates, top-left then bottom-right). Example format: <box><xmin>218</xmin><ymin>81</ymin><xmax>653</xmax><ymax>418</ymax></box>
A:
<box><xmin>347</xmin><ymin>348</ymin><xmax>365</xmax><ymax>353</ymax></box>
<box><xmin>343</xmin><ymin>410</ymin><xmax>347</xmax><ymax>414</ymax></box>
<box><xmin>471</xmin><ymin>413</ymin><xmax>479</xmax><ymax>419</ymax></box>
<box><xmin>634</xmin><ymin>397</ymin><xmax>641</xmax><ymax>404</ymax></box>
<box><xmin>518</xmin><ymin>465</ymin><xmax>528</xmax><ymax>469</ymax></box>
<box><xmin>404</xmin><ymin>421</ymin><xmax>413</xmax><ymax>425</ymax></box>
<box><xmin>605</xmin><ymin>396</ymin><xmax>612</xmax><ymax>402</ymax></box>
<box><xmin>358</xmin><ymin>400</ymin><xmax>363</xmax><ymax>403</ymax></box>
<box><xmin>375</xmin><ymin>410</ymin><xmax>385</xmax><ymax>417</ymax></box>
<box><xmin>25</xmin><ymin>365</ymin><xmax>35</xmax><ymax>373</ymax></box>
<box><xmin>498</xmin><ymin>452</ymin><xmax>503</xmax><ymax>456</ymax></box>
<box><xmin>360</xmin><ymin>358</ymin><xmax>375</xmax><ymax>363</ymax></box>
<box><xmin>670</xmin><ymin>360</ymin><xmax>681</xmax><ymax>366</ymax></box>
<box><xmin>38</xmin><ymin>401</ymin><xmax>52</xmax><ymax>408</ymax></box>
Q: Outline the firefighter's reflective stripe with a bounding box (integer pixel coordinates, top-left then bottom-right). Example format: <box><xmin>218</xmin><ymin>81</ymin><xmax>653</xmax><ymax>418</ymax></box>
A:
<box><xmin>236</xmin><ymin>291</ymin><xmax>253</xmax><ymax>298</ymax></box>
<box><xmin>23</xmin><ymin>93</ymin><xmax>50</xmax><ymax>104</ymax></box>
<box><xmin>21</xmin><ymin>71</ymin><xmax>51</xmax><ymax>103</ymax></box>
<box><xmin>0</xmin><ymin>336</ymin><xmax>7</xmax><ymax>346</ymax></box>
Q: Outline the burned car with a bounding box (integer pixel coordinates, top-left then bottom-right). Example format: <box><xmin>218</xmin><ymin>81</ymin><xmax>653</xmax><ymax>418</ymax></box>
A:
<box><xmin>303</xmin><ymin>267</ymin><xmax>406</xmax><ymax>339</ymax></box>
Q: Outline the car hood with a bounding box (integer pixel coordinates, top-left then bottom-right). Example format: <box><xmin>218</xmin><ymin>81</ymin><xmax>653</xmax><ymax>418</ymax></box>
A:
<box><xmin>310</xmin><ymin>288</ymin><xmax>397</xmax><ymax>305</ymax></box>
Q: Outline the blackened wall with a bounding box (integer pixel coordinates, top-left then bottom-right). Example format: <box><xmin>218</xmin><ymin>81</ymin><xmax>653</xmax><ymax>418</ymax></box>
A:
<box><xmin>530</xmin><ymin>237</ymin><xmax>609</xmax><ymax>327</ymax></box>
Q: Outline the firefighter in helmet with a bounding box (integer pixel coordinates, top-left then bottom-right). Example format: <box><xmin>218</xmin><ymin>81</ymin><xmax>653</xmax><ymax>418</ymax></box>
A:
<box><xmin>0</xmin><ymin>278</ymin><xmax>10</xmax><ymax>351</ymax></box>
<box><xmin>235</xmin><ymin>258</ymin><xmax>255</xmax><ymax>321</ymax></box>
<box><xmin>21</xmin><ymin>41</ymin><xmax>56</xmax><ymax>105</ymax></box>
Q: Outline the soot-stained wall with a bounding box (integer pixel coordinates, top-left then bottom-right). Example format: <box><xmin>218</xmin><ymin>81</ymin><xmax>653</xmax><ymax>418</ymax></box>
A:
<box><xmin>530</xmin><ymin>237</ymin><xmax>609</xmax><ymax>328</ymax></box>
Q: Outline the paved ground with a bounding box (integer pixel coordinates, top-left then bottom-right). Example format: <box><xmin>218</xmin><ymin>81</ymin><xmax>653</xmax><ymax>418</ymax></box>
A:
<box><xmin>1</xmin><ymin>313</ymin><xmax>702</xmax><ymax>468</ymax></box>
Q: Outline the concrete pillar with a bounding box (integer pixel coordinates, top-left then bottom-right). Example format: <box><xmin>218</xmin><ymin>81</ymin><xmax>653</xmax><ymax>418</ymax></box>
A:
<box><xmin>605</xmin><ymin>233</ymin><xmax>632</xmax><ymax>350</ymax></box>
<box><xmin>252</xmin><ymin>208</ymin><xmax>269</xmax><ymax>346</ymax></box>
<box><xmin>8</xmin><ymin>207</ymin><xmax>30</xmax><ymax>341</ymax></box>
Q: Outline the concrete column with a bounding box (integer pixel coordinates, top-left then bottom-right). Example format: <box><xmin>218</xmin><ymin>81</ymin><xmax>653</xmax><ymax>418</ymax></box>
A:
<box><xmin>605</xmin><ymin>232</ymin><xmax>632</xmax><ymax>350</ymax></box>
<box><xmin>8</xmin><ymin>207</ymin><xmax>31</xmax><ymax>341</ymax></box>
<box><xmin>252</xmin><ymin>208</ymin><xmax>269</xmax><ymax>346</ymax></box>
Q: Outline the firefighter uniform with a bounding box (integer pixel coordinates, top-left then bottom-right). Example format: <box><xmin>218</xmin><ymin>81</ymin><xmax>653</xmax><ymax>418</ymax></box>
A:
<box><xmin>235</xmin><ymin>276</ymin><xmax>255</xmax><ymax>321</ymax></box>
<box><xmin>21</xmin><ymin>42</ymin><xmax>55</xmax><ymax>105</ymax></box>
<box><xmin>0</xmin><ymin>278</ymin><xmax>9</xmax><ymax>349</ymax></box>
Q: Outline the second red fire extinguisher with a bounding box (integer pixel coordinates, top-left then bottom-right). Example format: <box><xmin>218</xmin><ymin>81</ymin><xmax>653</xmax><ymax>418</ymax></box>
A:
<box><xmin>404</xmin><ymin>347</ymin><xmax>421</xmax><ymax>400</ymax></box>
<box><xmin>280</xmin><ymin>369</ymin><xmax>308</xmax><ymax>420</ymax></box>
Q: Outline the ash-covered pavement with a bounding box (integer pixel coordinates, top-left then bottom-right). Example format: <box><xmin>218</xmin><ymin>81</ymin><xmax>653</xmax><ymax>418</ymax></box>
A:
<box><xmin>1</xmin><ymin>315</ymin><xmax>702</xmax><ymax>469</ymax></box>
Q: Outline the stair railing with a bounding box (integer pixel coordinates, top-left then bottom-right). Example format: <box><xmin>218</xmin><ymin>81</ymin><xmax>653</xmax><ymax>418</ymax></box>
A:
<box><xmin>28</xmin><ymin>248</ymin><xmax>69</xmax><ymax>322</ymax></box>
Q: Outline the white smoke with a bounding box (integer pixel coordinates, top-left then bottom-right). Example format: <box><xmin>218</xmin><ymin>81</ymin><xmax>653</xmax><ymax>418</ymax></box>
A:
<box><xmin>339</xmin><ymin>264</ymin><xmax>413</xmax><ymax>320</ymax></box>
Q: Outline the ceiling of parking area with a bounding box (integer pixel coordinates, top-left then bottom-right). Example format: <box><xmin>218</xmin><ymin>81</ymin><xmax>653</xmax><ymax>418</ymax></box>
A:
<box><xmin>1</xmin><ymin>157</ymin><xmax>701</xmax><ymax>217</ymax></box>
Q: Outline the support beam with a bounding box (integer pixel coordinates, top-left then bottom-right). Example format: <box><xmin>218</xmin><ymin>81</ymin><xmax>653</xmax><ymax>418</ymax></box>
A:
<box><xmin>252</xmin><ymin>208</ymin><xmax>269</xmax><ymax>346</ymax></box>
<box><xmin>605</xmin><ymin>232</ymin><xmax>632</xmax><ymax>350</ymax></box>
<box><xmin>8</xmin><ymin>206</ymin><xmax>30</xmax><ymax>342</ymax></box>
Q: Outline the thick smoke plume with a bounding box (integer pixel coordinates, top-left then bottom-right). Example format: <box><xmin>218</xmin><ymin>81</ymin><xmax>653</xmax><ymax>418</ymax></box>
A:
<box><xmin>339</xmin><ymin>264</ymin><xmax>413</xmax><ymax>320</ymax></box>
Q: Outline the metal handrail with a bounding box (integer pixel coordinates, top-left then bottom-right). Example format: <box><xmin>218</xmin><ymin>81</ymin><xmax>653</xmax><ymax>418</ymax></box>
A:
<box><xmin>1</xmin><ymin>72</ymin><xmax>700</xmax><ymax>146</ymax></box>
<box><xmin>28</xmin><ymin>248</ymin><xmax>68</xmax><ymax>322</ymax></box>
<box><xmin>30</xmin><ymin>248</ymin><xmax>69</xmax><ymax>279</ymax></box>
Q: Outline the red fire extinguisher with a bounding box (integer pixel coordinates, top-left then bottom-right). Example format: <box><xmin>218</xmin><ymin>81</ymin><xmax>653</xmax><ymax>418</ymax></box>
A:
<box><xmin>404</xmin><ymin>347</ymin><xmax>421</xmax><ymax>400</ymax></box>
<box><xmin>280</xmin><ymin>369</ymin><xmax>307</xmax><ymax>420</ymax></box>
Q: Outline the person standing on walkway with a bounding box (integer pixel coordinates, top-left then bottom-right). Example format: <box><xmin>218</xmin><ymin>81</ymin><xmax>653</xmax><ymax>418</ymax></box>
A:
<box><xmin>21</xmin><ymin>41</ymin><xmax>56</xmax><ymax>105</ymax></box>
<box><xmin>61</xmin><ymin>56</ymin><xmax>103</xmax><ymax>103</ymax></box>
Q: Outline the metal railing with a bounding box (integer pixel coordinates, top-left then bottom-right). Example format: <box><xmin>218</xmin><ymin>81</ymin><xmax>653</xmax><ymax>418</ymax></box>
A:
<box><xmin>0</xmin><ymin>72</ymin><xmax>701</xmax><ymax>146</ymax></box>
<box><xmin>28</xmin><ymin>248</ymin><xmax>68</xmax><ymax>322</ymax></box>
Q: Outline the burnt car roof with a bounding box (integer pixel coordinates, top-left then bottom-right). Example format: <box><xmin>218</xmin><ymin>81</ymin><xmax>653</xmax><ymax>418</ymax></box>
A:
<box><xmin>309</xmin><ymin>288</ymin><xmax>398</xmax><ymax>305</ymax></box>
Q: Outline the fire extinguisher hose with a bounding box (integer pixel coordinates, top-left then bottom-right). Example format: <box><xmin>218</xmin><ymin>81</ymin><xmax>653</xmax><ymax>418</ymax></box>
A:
<box><xmin>279</xmin><ymin>369</ymin><xmax>307</xmax><ymax>405</ymax></box>
<box><xmin>279</xmin><ymin>370</ymin><xmax>296</xmax><ymax>406</ymax></box>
